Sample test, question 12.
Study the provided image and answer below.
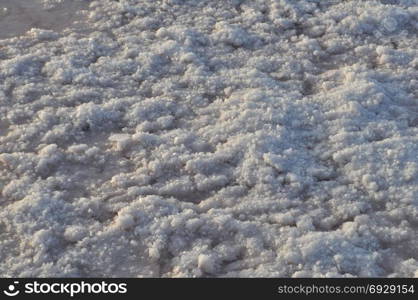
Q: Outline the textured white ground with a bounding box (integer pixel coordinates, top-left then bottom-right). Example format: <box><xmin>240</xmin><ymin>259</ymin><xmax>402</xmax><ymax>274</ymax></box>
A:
<box><xmin>0</xmin><ymin>0</ymin><xmax>417</xmax><ymax>277</ymax></box>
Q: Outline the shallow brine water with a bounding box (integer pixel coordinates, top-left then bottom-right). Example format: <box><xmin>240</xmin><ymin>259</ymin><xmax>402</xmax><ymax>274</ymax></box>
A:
<box><xmin>0</xmin><ymin>0</ymin><xmax>89</xmax><ymax>39</ymax></box>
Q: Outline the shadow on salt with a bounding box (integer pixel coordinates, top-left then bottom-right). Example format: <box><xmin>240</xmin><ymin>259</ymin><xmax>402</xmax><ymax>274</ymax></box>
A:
<box><xmin>0</xmin><ymin>0</ymin><xmax>90</xmax><ymax>39</ymax></box>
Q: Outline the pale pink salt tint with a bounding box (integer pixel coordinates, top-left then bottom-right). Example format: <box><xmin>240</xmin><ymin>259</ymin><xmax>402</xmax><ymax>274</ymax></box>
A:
<box><xmin>0</xmin><ymin>0</ymin><xmax>89</xmax><ymax>39</ymax></box>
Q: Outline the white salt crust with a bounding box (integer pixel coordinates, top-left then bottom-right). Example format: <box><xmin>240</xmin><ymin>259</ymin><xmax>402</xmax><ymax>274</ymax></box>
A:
<box><xmin>0</xmin><ymin>0</ymin><xmax>417</xmax><ymax>277</ymax></box>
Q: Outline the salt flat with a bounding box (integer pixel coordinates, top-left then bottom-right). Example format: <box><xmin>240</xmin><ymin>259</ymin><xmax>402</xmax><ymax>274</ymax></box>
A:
<box><xmin>0</xmin><ymin>0</ymin><xmax>88</xmax><ymax>39</ymax></box>
<box><xmin>0</xmin><ymin>0</ymin><xmax>417</xmax><ymax>277</ymax></box>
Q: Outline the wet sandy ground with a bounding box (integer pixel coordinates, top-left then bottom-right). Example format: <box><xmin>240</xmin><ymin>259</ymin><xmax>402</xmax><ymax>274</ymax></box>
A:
<box><xmin>0</xmin><ymin>0</ymin><xmax>89</xmax><ymax>39</ymax></box>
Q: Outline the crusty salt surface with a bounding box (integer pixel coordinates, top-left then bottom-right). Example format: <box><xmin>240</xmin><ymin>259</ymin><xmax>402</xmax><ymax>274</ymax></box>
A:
<box><xmin>0</xmin><ymin>0</ymin><xmax>89</xmax><ymax>39</ymax></box>
<box><xmin>0</xmin><ymin>0</ymin><xmax>417</xmax><ymax>278</ymax></box>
